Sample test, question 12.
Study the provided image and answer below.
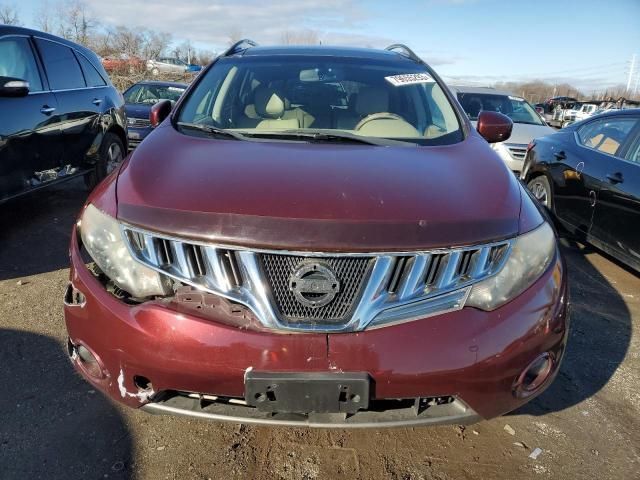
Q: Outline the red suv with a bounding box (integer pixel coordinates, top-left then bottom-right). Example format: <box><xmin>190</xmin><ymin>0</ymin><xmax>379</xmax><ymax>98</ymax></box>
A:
<box><xmin>64</xmin><ymin>42</ymin><xmax>569</xmax><ymax>427</ymax></box>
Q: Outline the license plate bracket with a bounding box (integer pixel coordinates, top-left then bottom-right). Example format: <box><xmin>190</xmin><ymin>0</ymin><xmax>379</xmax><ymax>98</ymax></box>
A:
<box><xmin>245</xmin><ymin>372</ymin><xmax>370</xmax><ymax>414</ymax></box>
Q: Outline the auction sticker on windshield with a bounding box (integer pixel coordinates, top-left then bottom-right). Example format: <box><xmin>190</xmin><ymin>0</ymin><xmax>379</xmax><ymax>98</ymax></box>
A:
<box><xmin>385</xmin><ymin>73</ymin><xmax>434</xmax><ymax>87</ymax></box>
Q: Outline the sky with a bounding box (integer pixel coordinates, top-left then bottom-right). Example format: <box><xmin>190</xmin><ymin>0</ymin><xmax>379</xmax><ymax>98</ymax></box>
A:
<box><xmin>7</xmin><ymin>0</ymin><xmax>640</xmax><ymax>93</ymax></box>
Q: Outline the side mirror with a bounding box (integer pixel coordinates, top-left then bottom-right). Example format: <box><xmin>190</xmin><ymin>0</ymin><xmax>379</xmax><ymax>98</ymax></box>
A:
<box><xmin>0</xmin><ymin>76</ymin><xmax>30</xmax><ymax>97</ymax></box>
<box><xmin>150</xmin><ymin>99</ymin><xmax>172</xmax><ymax>127</ymax></box>
<box><xmin>477</xmin><ymin>111</ymin><xmax>513</xmax><ymax>143</ymax></box>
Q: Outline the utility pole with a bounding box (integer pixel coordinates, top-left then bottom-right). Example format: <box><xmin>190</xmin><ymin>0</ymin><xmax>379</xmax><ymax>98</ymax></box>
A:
<box><xmin>627</xmin><ymin>54</ymin><xmax>637</xmax><ymax>92</ymax></box>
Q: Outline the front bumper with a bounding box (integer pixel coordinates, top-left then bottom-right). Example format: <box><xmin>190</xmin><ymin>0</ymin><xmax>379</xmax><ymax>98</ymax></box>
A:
<box><xmin>494</xmin><ymin>146</ymin><xmax>525</xmax><ymax>173</ymax></box>
<box><xmin>64</xmin><ymin>227</ymin><xmax>569</xmax><ymax>427</ymax></box>
<box><xmin>127</xmin><ymin>126</ymin><xmax>152</xmax><ymax>150</ymax></box>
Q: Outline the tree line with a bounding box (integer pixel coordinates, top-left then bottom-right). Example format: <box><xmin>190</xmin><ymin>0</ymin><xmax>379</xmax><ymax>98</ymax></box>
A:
<box><xmin>0</xmin><ymin>0</ymin><xmax>216</xmax><ymax>65</ymax></box>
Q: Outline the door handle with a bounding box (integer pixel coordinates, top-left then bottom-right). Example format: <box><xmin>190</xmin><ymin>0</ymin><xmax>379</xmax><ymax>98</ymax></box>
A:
<box><xmin>606</xmin><ymin>172</ymin><xmax>624</xmax><ymax>184</ymax></box>
<box><xmin>553</xmin><ymin>151</ymin><xmax>566</xmax><ymax>160</ymax></box>
<box><xmin>40</xmin><ymin>106</ymin><xmax>56</xmax><ymax>115</ymax></box>
<box><xmin>92</xmin><ymin>98</ymin><xmax>102</xmax><ymax>106</ymax></box>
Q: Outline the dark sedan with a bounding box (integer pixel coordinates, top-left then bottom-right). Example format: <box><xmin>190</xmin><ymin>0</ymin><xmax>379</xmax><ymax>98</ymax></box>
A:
<box><xmin>522</xmin><ymin>109</ymin><xmax>640</xmax><ymax>272</ymax></box>
<box><xmin>122</xmin><ymin>81</ymin><xmax>187</xmax><ymax>149</ymax></box>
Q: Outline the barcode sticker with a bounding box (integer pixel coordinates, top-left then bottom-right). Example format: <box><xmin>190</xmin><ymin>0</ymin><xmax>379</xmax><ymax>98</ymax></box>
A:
<box><xmin>385</xmin><ymin>73</ymin><xmax>434</xmax><ymax>87</ymax></box>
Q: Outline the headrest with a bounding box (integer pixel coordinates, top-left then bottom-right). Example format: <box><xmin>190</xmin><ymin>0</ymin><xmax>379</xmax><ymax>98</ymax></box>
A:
<box><xmin>356</xmin><ymin>86</ymin><xmax>390</xmax><ymax>116</ymax></box>
<box><xmin>254</xmin><ymin>86</ymin><xmax>285</xmax><ymax>118</ymax></box>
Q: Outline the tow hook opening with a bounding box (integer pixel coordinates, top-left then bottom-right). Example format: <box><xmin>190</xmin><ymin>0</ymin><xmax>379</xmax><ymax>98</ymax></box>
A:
<box><xmin>134</xmin><ymin>375</ymin><xmax>153</xmax><ymax>392</ymax></box>
<box><xmin>64</xmin><ymin>283</ymin><xmax>86</xmax><ymax>307</ymax></box>
<box><xmin>513</xmin><ymin>352</ymin><xmax>554</xmax><ymax>398</ymax></box>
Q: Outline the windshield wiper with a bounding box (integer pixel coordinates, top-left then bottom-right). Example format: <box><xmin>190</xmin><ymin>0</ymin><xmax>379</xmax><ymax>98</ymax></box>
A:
<box><xmin>246</xmin><ymin>130</ymin><xmax>417</xmax><ymax>147</ymax></box>
<box><xmin>176</xmin><ymin>122</ymin><xmax>247</xmax><ymax>141</ymax></box>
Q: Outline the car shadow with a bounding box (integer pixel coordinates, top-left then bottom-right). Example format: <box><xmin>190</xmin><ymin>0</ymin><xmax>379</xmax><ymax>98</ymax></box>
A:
<box><xmin>513</xmin><ymin>237</ymin><xmax>633</xmax><ymax>416</ymax></box>
<box><xmin>0</xmin><ymin>329</ymin><xmax>134</xmax><ymax>480</ymax></box>
<box><xmin>0</xmin><ymin>178</ymin><xmax>87</xmax><ymax>281</ymax></box>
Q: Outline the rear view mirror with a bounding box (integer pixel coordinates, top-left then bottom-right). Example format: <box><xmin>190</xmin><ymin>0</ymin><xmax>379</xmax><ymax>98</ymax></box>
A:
<box><xmin>150</xmin><ymin>99</ymin><xmax>172</xmax><ymax>127</ymax></box>
<box><xmin>0</xmin><ymin>76</ymin><xmax>30</xmax><ymax>97</ymax></box>
<box><xmin>477</xmin><ymin>111</ymin><xmax>513</xmax><ymax>143</ymax></box>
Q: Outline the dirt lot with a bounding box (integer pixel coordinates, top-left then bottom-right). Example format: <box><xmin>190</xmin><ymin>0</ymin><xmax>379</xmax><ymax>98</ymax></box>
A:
<box><xmin>1</xmin><ymin>179</ymin><xmax>639</xmax><ymax>480</ymax></box>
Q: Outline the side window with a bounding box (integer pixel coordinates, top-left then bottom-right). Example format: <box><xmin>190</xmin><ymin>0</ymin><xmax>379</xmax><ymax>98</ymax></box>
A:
<box><xmin>35</xmin><ymin>39</ymin><xmax>86</xmax><ymax>90</ymax></box>
<box><xmin>75</xmin><ymin>53</ymin><xmax>106</xmax><ymax>87</ymax></box>
<box><xmin>0</xmin><ymin>37</ymin><xmax>43</xmax><ymax>91</ymax></box>
<box><xmin>626</xmin><ymin>132</ymin><xmax>640</xmax><ymax>164</ymax></box>
<box><xmin>577</xmin><ymin>117</ymin><xmax>637</xmax><ymax>157</ymax></box>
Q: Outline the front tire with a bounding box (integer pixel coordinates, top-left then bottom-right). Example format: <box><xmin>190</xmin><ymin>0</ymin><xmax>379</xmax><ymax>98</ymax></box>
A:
<box><xmin>528</xmin><ymin>175</ymin><xmax>552</xmax><ymax>209</ymax></box>
<box><xmin>85</xmin><ymin>133</ymin><xmax>125</xmax><ymax>190</ymax></box>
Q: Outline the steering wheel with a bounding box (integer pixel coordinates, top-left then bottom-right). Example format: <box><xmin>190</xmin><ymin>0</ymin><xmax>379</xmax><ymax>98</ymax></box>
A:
<box><xmin>355</xmin><ymin>112</ymin><xmax>406</xmax><ymax>131</ymax></box>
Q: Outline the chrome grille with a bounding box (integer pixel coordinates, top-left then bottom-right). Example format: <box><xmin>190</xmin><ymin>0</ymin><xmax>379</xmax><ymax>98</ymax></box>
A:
<box><xmin>127</xmin><ymin>117</ymin><xmax>151</xmax><ymax>128</ymax></box>
<box><xmin>121</xmin><ymin>224</ymin><xmax>512</xmax><ymax>332</ymax></box>
<box><xmin>505</xmin><ymin>143</ymin><xmax>527</xmax><ymax>160</ymax></box>
<box><xmin>261</xmin><ymin>255</ymin><xmax>372</xmax><ymax>324</ymax></box>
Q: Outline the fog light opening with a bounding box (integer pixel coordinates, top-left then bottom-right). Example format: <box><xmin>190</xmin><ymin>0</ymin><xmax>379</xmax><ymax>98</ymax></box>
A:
<box><xmin>514</xmin><ymin>352</ymin><xmax>554</xmax><ymax>398</ymax></box>
<box><xmin>74</xmin><ymin>343</ymin><xmax>105</xmax><ymax>379</ymax></box>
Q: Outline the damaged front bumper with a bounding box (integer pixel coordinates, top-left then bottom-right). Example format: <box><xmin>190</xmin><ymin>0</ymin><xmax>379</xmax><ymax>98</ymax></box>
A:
<box><xmin>64</xmin><ymin>226</ymin><xmax>569</xmax><ymax>427</ymax></box>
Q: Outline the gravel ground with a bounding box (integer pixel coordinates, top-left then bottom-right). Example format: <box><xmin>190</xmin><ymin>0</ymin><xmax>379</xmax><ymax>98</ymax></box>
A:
<box><xmin>1</xmin><ymin>179</ymin><xmax>639</xmax><ymax>479</ymax></box>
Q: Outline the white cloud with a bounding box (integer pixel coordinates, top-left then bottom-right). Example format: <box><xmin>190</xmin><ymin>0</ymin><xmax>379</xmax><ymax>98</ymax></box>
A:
<box><xmin>83</xmin><ymin>0</ymin><xmax>389</xmax><ymax>50</ymax></box>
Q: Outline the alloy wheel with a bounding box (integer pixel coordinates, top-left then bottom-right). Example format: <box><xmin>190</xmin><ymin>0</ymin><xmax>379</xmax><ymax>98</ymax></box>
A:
<box><xmin>529</xmin><ymin>180</ymin><xmax>549</xmax><ymax>207</ymax></box>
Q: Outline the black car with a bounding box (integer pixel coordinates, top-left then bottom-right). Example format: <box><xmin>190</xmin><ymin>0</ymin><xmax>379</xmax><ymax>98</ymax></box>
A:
<box><xmin>523</xmin><ymin>109</ymin><xmax>640</xmax><ymax>272</ymax></box>
<box><xmin>122</xmin><ymin>80</ymin><xmax>187</xmax><ymax>150</ymax></box>
<box><xmin>0</xmin><ymin>26</ymin><xmax>127</xmax><ymax>204</ymax></box>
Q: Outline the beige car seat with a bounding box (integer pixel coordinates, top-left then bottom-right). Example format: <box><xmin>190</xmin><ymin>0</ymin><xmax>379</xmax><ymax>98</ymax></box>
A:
<box><xmin>237</xmin><ymin>86</ymin><xmax>300</xmax><ymax>130</ymax></box>
<box><xmin>354</xmin><ymin>86</ymin><xmax>420</xmax><ymax>137</ymax></box>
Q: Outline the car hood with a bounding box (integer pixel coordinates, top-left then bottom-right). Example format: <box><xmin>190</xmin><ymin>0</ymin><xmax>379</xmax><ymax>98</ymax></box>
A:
<box><xmin>125</xmin><ymin>103</ymin><xmax>152</xmax><ymax>119</ymax></box>
<box><xmin>503</xmin><ymin>123</ymin><xmax>555</xmax><ymax>145</ymax></box>
<box><xmin>115</xmin><ymin>125</ymin><xmax>523</xmax><ymax>251</ymax></box>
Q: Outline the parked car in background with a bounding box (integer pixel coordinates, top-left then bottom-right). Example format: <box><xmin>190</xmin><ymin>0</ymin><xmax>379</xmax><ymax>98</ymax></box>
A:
<box><xmin>147</xmin><ymin>57</ymin><xmax>201</xmax><ymax>76</ymax></box>
<box><xmin>0</xmin><ymin>26</ymin><xmax>127</xmax><ymax>204</ymax></box>
<box><xmin>451</xmin><ymin>86</ymin><xmax>554</xmax><ymax>173</ymax></box>
<box><xmin>123</xmin><ymin>80</ymin><xmax>188</xmax><ymax>149</ymax></box>
<box><xmin>65</xmin><ymin>42</ymin><xmax>568</xmax><ymax>427</ymax></box>
<box><xmin>185</xmin><ymin>63</ymin><xmax>203</xmax><ymax>73</ymax></box>
<box><xmin>560</xmin><ymin>102</ymin><xmax>598</xmax><ymax>127</ymax></box>
<box><xmin>542</xmin><ymin>96</ymin><xmax>577</xmax><ymax>124</ymax></box>
<box><xmin>523</xmin><ymin>109</ymin><xmax>640</xmax><ymax>272</ymax></box>
<box><xmin>102</xmin><ymin>54</ymin><xmax>145</xmax><ymax>74</ymax></box>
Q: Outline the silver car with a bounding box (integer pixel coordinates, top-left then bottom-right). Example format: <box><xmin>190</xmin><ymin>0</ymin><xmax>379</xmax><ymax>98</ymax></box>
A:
<box><xmin>146</xmin><ymin>57</ymin><xmax>188</xmax><ymax>76</ymax></box>
<box><xmin>450</xmin><ymin>86</ymin><xmax>555</xmax><ymax>173</ymax></box>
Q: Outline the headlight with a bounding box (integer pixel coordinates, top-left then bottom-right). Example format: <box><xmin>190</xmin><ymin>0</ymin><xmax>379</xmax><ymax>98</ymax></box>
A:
<box><xmin>80</xmin><ymin>204</ymin><xmax>170</xmax><ymax>298</ymax></box>
<box><xmin>466</xmin><ymin>222</ymin><xmax>556</xmax><ymax>311</ymax></box>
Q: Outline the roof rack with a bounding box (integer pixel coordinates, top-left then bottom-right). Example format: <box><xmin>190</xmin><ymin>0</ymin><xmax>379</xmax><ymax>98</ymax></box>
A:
<box><xmin>222</xmin><ymin>39</ymin><xmax>258</xmax><ymax>57</ymax></box>
<box><xmin>385</xmin><ymin>44</ymin><xmax>422</xmax><ymax>63</ymax></box>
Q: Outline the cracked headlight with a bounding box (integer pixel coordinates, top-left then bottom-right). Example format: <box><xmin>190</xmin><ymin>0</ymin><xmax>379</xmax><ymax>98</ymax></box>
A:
<box><xmin>466</xmin><ymin>222</ymin><xmax>557</xmax><ymax>311</ymax></box>
<box><xmin>80</xmin><ymin>204</ymin><xmax>170</xmax><ymax>298</ymax></box>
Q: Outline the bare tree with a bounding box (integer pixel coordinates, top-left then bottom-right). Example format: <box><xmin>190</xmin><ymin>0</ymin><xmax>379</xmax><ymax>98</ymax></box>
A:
<box><xmin>109</xmin><ymin>26</ymin><xmax>143</xmax><ymax>57</ymax></box>
<box><xmin>196</xmin><ymin>49</ymin><xmax>216</xmax><ymax>66</ymax></box>
<box><xmin>55</xmin><ymin>0</ymin><xmax>96</xmax><ymax>46</ymax></box>
<box><xmin>141</xmin><ymin>30</ymin><xmax>172</xmax><ymax>60</ymax></box>
<box><xmin>33</xmin><ymin>0</ymin><xmax>53</xmax><ymax>32</ymax></box>
<box><xmin>174</xmin><ymin>40</ymin><xmax>195</xmax><ymax>63</ymax></box>
<box><xmin>0</xmin><ymin>3</ymin><xmax>21</xmax><ymax>25</ymax></box>
<box><xmin>280</xmin><ymin>29</ymin><xmax>320</xmax><ymax>45</ymax></box>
